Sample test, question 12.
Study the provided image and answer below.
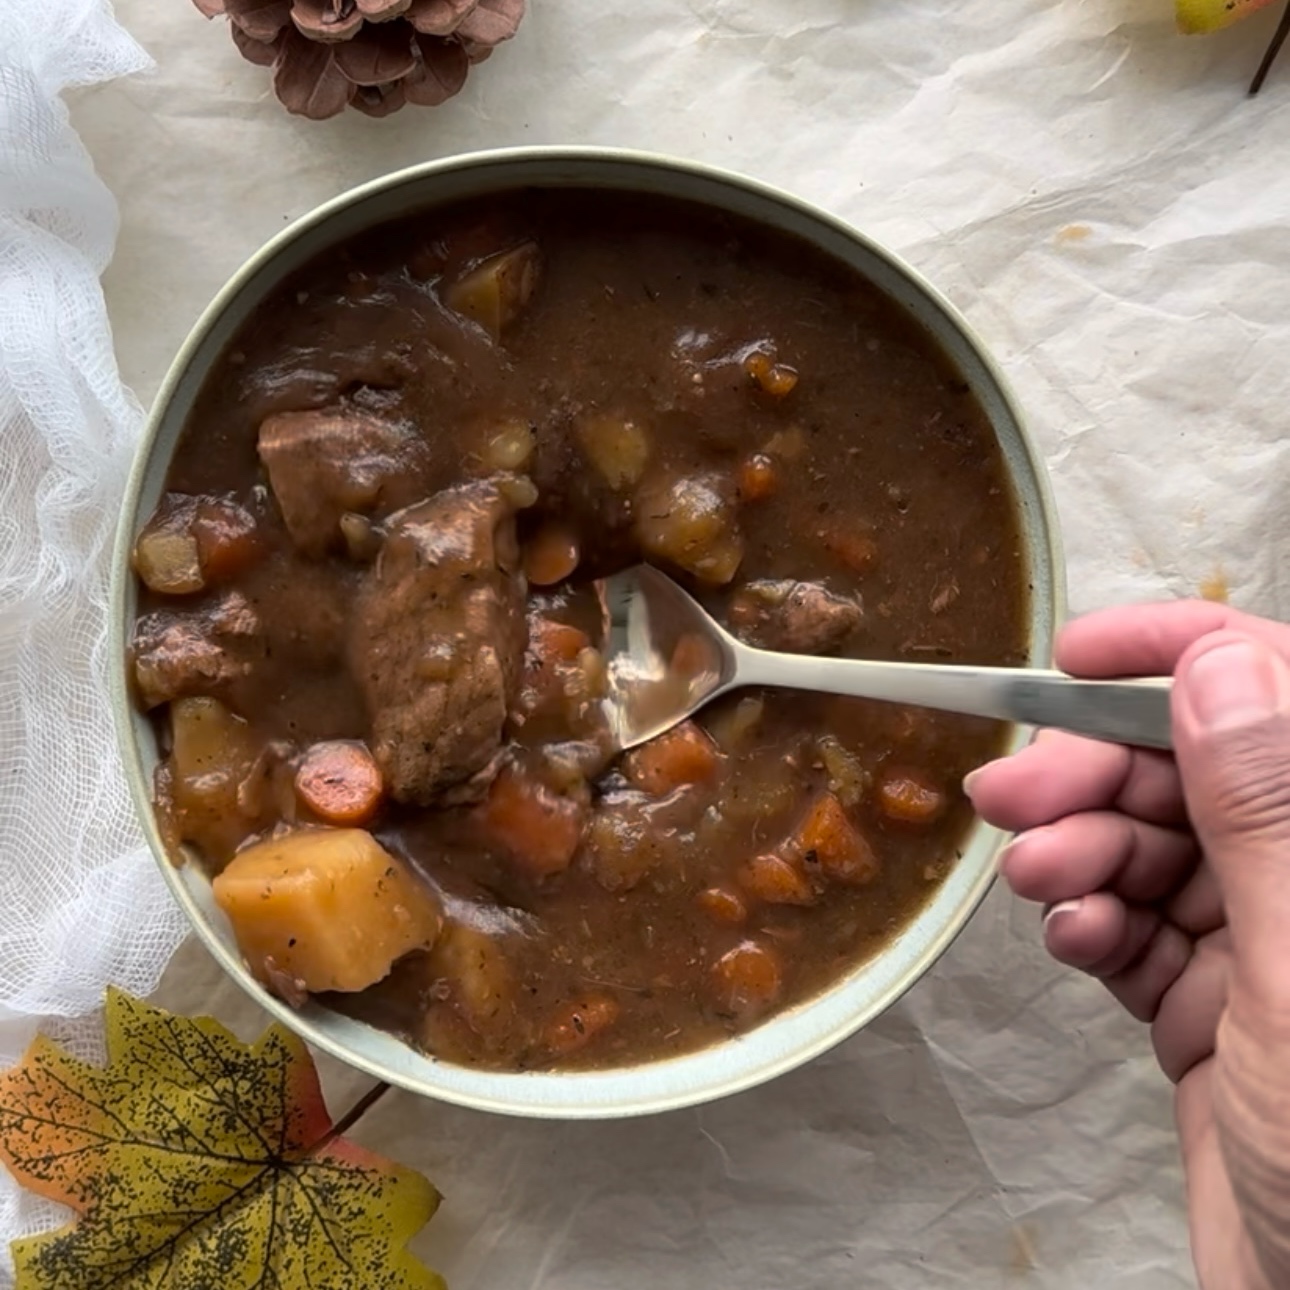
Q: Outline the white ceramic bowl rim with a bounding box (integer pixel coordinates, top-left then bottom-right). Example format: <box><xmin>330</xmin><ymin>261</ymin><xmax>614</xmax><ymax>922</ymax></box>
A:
<box><xmin>111</xmin><ymin>146</ymin><xmax>1066</xmax><ymax>1120</ymax></box>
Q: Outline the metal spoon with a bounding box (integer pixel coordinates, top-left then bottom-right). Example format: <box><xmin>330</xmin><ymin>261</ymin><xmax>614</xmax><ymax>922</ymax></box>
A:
<box><xmin>596</xmin><ymin>565</ymin><xmax>1174</xmax><ymax>752</ymax></box>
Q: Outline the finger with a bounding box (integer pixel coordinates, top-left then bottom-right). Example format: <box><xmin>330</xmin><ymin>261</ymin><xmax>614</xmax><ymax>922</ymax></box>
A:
<box><xmin>968</xmin><ymin>730</ymin><xmax>1186</xmax><ymax>831</ymax></box>
<box><xmin>1151</xmin><ymin>930</ymin><xmax>1228</xmax><ymax>1083</ymax></box>
<box><xmin>1042</xmin><ymin>891</ymin><xmax>1159</xmax><ymax>975</ymax></box>
<box><xmin>1173</xmin><ymin>631</ymin><xmax>1290</xmax><ymax>1019</ymax></box>
<box><xmin>1056</xmin><ymin>600</ymin><xmax>1290</xmax><ymax>679</ymax></box>
<box><xmin>1165</xmin><ymin>862</ymin><xmax>1225</xmax><ymax>939</ymax></box>
<box><xmin>1001</xmin><ymin>811</ymin><xmax>1197</xmax><ymax>906</ymax></box>
<box><xmin>1103</xmin><ymin>920</ymin><xmax>1194</xmax><ymax>1024</ymax></box>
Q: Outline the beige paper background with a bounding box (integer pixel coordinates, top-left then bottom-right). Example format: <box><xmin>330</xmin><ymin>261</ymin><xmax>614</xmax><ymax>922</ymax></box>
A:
<box><xmin>66</xmin><ymin>1</ymin><xmax>1290</xmax><ymax>1283</ymax></box>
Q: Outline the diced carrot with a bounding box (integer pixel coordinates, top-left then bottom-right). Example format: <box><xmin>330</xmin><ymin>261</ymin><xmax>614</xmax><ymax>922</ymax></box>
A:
<box><xmin>192</xmin><ymin>498</ymin><xmax>261</xmax><ymax>582</ymax></box>
<box><xmin>736</xmin><ymin>453</ymin><xmax>780</xmax><ymax>502</ymax></box>
<box><xmin>544</xmin><ymin>995</ymin><xmax>620</xmax><ymax>1056</ymax></box>
<box><xmin>712</xmin><ymin>940</ymin><xmax>783</xmax><ymax>1018</ymax></box>
<box><xmin>480</xmin><ymin>765</ymin><xmax>586</xmax><ymax>878</ymax></box>
<box><xmin>743</xmin><ymin>350</ymin><xmax>799</xmax><ymax>398</ymax></box>
<box><xmin>696</xmin><ymin>886</ymin><xmax>748</xmax><ymax>925</ymax></box>
<box><xmin>530</xmin><ymin>616</ymin><xmax>590</xmax><ymax>666</ymax></box>
<box><xmin>624</xmin><ymin>721</ymin><xmax>722</xmax><ymax>797</ymax></box>
<box><xmin>739</xmin><ymin>853</ymin><xmax>816</xmax><ymax>906</ymax></box>
<box><xmin>523</xmin><ymin>523</ymin><xmax>580</xmax><ymax>586</ymax></box>
<box><xmin>794</xmin><ymin>792</ymin><xmax>879</xmax><ymax>886</ymax></box>
<box><xmin>517</xmin><ymin>617</ymin><xmax>593</xmax><ymax>719</ymax></box>
<box><xmin>822</xmin><ymin>527</ymin><xmax>879</xmax><ymax>574</ymax></box>
<box><xmin>294</xmin><ymin>741</ymin><xmax>385</xmax><ymax>827</ymax></box>
<box><xmin>877</xmin><ymin>769</ymin><xmax>947</xmax><ymax>825</ymax></box>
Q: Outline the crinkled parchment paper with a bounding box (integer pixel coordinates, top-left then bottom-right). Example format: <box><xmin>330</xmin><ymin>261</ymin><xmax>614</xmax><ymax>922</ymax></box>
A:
<box><xmin>61</xmin><ymin>1</ymin><xmax>1290</xmax><ymax>1283</ymax></box>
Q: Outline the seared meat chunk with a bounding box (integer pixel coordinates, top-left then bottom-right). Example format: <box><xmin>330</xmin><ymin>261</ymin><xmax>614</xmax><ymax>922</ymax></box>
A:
<box><xmin>350</xmin><ymin>480</ymin><xmax>528</xmax><ymax>806</ymax></box>
<box><xmin>728</xmin><ymin>579</ymin><xmax>861</xmax><ymax>654</ymax></box>
<box><xmin>258</xmin><ymin>408</ymin><xmax>423</xmax><ymax>557</ymax></box>
<box><xmin>131</xmin><ymin>591</ymin><xmax>262</xmax><ymax>709</ymax></box>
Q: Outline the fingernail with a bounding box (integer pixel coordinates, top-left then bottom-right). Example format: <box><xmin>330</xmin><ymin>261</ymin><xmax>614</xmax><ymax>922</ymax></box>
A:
<box><xmin>1183</xmin><ymin>640</ymin><xmax>1287</xmax><ymax>732</ymax></box>
<box><xmin>998</xmin><ymin>827</ymin><xmax>1047</xmax><ymax>879</ymax></box>
<box><xmin>962</xmin><ymin>769</ymin><xmax>981</xmax><ymax>799</ymax></box>
<box><xmin>1043</xmin><ymin>898</ymin><xmax>1083</xmax><ymax>930</ymax></box>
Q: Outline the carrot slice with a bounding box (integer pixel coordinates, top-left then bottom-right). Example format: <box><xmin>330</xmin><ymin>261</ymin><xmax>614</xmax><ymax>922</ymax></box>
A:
<box><xmin>877</xmin><ymin>769</ymin><xmax>947</xmax><ymax>825</ymax></box>
<box><xmin>544</xmin><ymin>995</ymin><xmax>620</xmax><ymax>1056</ymax></box>
<box><xmin>794</xmin><ymin>792</ymin><xmax>879</xmax><ymax>886</ymax></box>
<box><xmin>712</xmin><ymin>940</ymin><xmax>783</xmax><ymax>1018</ymax></box>
<box><xmin>294</xmin><ymin>741</ymin><xmax>385</xmax><ymax>826</ymax></box>
<box><xmin>696</xmin><ymin>886</ymin><xmax>748</xmax><ymax>925</ymax></box>
<box><xmin>737</xmin><ymin>453</ymin><xmax>779</xmax><ymax>502</ymax></box>
<box><xmin>624</xmin><ymin>721</ymin><xmax>722</xmax><ymax>797</ymax></box>
<box><xmin>739</xmin><ymin>853</ymin><xmax>816</xmax><ymax>906</ymax></box>
<box><xmin>480</xmin><ymin>765</ymin><xmax>586</xmax><ymax>878</ymax></box>
<box><xmin>524</xmin><ymin>523</ymin><xmax>580</xmax><ymax>586</ymax></box>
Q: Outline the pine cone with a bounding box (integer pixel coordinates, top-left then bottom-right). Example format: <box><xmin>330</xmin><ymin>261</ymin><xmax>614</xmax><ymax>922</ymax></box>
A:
<box><xmin>193</xmin><ymin>0</ymin><xmax>525</xmax><ymax>120</ymax></box>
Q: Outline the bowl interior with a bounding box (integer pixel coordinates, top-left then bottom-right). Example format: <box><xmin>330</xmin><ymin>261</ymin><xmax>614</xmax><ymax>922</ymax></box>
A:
<box><xmin>113</xmin><ymin>148</ymin><xmax>1063</xmax><ymax>1119</ymax></box>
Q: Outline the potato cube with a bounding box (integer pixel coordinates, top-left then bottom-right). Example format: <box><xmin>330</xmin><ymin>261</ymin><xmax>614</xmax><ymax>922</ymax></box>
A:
<box><xmin>634</xmin><ymin>472</ymin><xmax>744</xmax><ymax>585</ymax></box>
<box><xmin>444</xmin><ymin>242</ymin><xmax>542</xmax><ymax>341</ymax></box>
<box><xmin>212</xmin><ymin>828</ymin><xmax>442</xmax><ymax>994</ymax></box>
<box><xmin>168</xmin><ymin>696</ymin><xmax>260</xmax><ymax>862</ymax></box>
<box><xmin>576</xmin><ymin>413</ymin><xmax>651</xmax><ymax>490</ymax></box>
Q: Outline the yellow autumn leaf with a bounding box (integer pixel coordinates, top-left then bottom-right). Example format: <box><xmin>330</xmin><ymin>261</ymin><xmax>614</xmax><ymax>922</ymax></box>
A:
<box><xmin>1176</xmin><ymin>0</ymin><xmax>1278</xmax><ymax>34</ymax></box>
<box><xmin>0</xmin><ymin>988</ymin><xmax>445</xmax><ymax>1290</ymax></box>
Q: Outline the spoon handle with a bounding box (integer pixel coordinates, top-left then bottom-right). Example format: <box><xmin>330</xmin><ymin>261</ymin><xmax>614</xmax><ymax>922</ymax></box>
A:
<box><xmin>735</xmin><ymin>651</ymin><xmax>1174</xmax><ymax>750</ymax></box>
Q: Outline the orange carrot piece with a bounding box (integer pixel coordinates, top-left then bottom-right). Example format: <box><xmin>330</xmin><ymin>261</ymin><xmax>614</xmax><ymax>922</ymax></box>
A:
<box><xmin>822</xmin><ymin>527</ymin><xmax>879</xmax><ymax>574</ymax></box>
<box><xmin>877</xmin><ymin>769</ymin><xmax>947</xmax><ymax>825</ymax></box>
<box><xmin>192</xmin><ymin>498</ymin><xmax>261</xmax><ymax>582</ymax></box>
<box><xmin>739</xmin><ymin>853</ymin><xmax>816</xmax><ymax>906</ymax></box>
<box><xmin>712</xmin><ymin>940</ymin><xmax>783</xmax><ymax>1018</ymax></box>
<box><xmin>294</xmin><ymin>741</ymin><xmax>384</xmax><ymax>826</ymax></box>
<box><xmin>518</xmin><ymin>618</ymin><xmax>592</xmax><ymax>716</ymax></box>
<box><xmin>524</xmin><ymin>523</ymin><xmax>580</xmax><ymax>586</ymax></box>
<box><xmin>737</xmin><ymin>453</ymin><xmax>780</xmax><ymax>502</ymax></box>
<box><xmin>544</xmin><ymin>995</ymin><xmax>620</xmax><ymax>1056</ymax></box>
<box><xmin>481</xmin><ymin>766</ymin><xmax>586</xmax><ymax>878</ymax></box>
<box><xmin>696</xmin><ymin>886</ymin><xmax>749</xmax><ymax>925</ymax></box>
<box><xmin>624</xmin><ymin>721</ymin><xmax>721</xmax><ymax>797</ymax></box>
<box><xmin>794</xmin><ymin>792</ymin><xmax>879</xmax><ymax>886</ymax></box>
<box><xmin>743</xmin><ymin>351</ymin><xmax>799</xmax><ymax>398</ymax></box>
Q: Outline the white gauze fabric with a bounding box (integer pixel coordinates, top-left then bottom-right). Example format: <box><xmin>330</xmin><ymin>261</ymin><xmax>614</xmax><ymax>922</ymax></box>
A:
<box><xmin>0</xmin><ymin>2</ymin><xmax>188</xmax><ymax>1066</ymax></box>
<box><xmin>0</xmin><ymin>0</ymin><xmax>190</xmax><ymax>1270</ymax></box>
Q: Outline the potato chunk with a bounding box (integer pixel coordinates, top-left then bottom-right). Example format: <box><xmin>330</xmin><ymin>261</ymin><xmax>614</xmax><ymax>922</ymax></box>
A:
<box><xmin>443</xmin><ymin>242</ymin><xmax>542</xmax><ymax>341</ymax></box>
<box><xmin>134</xmin><ymin>526</ymin><xmax>203</xmax><ymax>596</ymax></box>
<box><xmin>167</xmin><ymin>696</ymin><xmax>261</xmax><ymax>862</ymax></box>
<box><xmin>634</xmin><ymin>472</ymin><xmax>744</xmax><ymax>585</ymax></box>
<box><xmin>576</xmin><ymin>413</ymin><xmax>651</xmax><ymax>490</ymax></box>
<box><xmin>212</xmin><ymin>828</ymin><xmax>442</xmax><ymax>994</ymax></box>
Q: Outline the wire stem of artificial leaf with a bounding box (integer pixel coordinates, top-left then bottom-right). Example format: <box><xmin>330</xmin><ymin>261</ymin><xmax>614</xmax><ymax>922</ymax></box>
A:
<box><xmin>1249</xmin><ymin>0</ymin><xmax>1290</xmax><ymax>93</ymax></box>
<box><xmin>311</xmin><ymin>1081</ymin><xmax>392</xmax><ymax>1152</ymax></box>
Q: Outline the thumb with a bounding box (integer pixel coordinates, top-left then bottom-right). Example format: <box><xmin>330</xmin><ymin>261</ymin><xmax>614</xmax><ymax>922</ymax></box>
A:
<box><xmin>1173</xmin><ymin>630</ymin><xmax>1290</xmax><ymax>1013</ymax></box>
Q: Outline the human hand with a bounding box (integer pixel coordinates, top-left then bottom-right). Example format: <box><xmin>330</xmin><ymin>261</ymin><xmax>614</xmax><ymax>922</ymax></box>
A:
<box><xmin>966</xmin><ymin>602</ymin><xmax>1290</xmax><ymax>1290</ymax></box>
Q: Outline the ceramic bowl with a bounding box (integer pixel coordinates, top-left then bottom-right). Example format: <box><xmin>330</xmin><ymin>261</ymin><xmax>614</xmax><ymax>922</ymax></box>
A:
<box><xmin>111</xmin><ymin>147</ymin><xmax>1065</xmax><ymax>1119</ymax></box>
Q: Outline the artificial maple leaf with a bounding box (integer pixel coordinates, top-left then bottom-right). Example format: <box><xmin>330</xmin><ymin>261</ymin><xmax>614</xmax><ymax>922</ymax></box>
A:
<box><xmin>1176</xmin><ymin>0</ymin><xmax>1277</xmax><ymax>33</ymax></box>
<box><xmin>0</xmin><ymin>988</ymin><xmax>445</xmax><ymax>1290</ymax></box>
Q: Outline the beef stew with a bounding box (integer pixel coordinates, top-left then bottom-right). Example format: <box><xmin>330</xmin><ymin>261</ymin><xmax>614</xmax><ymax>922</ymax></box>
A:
<box><xmin>130</xmin><ymin>189</ymin><xmax>1028</xmax><ymax>1072</ymax></box>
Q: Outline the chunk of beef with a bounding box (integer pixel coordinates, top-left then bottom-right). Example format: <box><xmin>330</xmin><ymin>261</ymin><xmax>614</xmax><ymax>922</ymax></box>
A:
<box><xmin>257</xmin><ymin>408</ymin><xmax>425</xmax><ymax>557</ymax></box>
<box><xmin>349</xmin><ymin>480</ymin><xmax>528</xmax><ymax>806</ymax></box>
<box><xmin>728</xmin><ymin>580</ymin><xmax>862</xmax><ymax>655</ymax></box>
<box><xmin>131</xmin><ymin>591</ymin><xmax>262</xmax><ymax>709</ymax></box>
